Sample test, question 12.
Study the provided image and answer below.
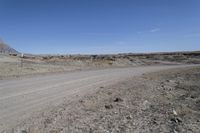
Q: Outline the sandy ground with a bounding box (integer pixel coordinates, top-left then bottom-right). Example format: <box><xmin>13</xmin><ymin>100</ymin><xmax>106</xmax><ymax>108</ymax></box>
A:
<box><xmin>0</xmin><ymin>65</ymin><xmax>199</xmax><ymax>132</ymax></box>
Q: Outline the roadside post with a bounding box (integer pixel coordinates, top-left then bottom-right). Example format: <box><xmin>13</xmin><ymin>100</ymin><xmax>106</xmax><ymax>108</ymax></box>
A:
<box><xmin>20</xmin><ymin>53</ymin><xmax>24</xmax><ymax>67</ymax></box>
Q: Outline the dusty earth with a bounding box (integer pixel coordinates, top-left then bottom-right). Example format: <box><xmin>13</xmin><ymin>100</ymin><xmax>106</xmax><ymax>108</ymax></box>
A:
<box><xmin>1</xmin><ymin>65</ymin><xmax>199</xmax><ymax>133</ymax></box>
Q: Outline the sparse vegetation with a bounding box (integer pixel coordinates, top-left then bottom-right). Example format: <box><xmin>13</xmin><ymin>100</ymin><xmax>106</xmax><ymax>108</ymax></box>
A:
<box><xmin>0</xmin><ymin>51</ymin><xmax>200</xmax><ymax>79</ymax></box>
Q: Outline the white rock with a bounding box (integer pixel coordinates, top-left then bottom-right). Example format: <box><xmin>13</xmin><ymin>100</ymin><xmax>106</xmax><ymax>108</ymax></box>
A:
<box><xmin>173</xmin><ymin>109</ymin><xmax>178</xmax><ymax>116</ymax></box>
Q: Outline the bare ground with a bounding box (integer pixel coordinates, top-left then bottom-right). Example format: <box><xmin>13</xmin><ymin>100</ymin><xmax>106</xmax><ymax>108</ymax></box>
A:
<box><xmin>2</xmin><ymin>65</ymin><xmax>198</xmax><ymax>133</ymax></box>
<box><xmin>1</xmin><ymin>66</ymin><xmax>185</xmax><ymax>132</ymax></box>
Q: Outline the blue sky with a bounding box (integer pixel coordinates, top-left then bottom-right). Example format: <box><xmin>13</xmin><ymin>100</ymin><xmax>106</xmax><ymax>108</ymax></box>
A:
<box><xmin>0</xmin><ymin>0</ymin><xmax>200</xmax><ymax>54</ymax></box>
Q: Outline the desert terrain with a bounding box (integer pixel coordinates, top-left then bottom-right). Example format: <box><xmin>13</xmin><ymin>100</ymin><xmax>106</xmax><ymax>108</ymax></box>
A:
<box><xmin>0</xmin><ymin>51</ymin><xmax>200</xmax><ymax>79</ymax></box>
<box><xmin>0</xmin><ymin>52</ymin><xmax>200</xmax><ymax>133</ymax></box>
<box><xmin>1</xmin><ymin>0</ymin><xmax>199</xmax><ymax>132</ymax></box>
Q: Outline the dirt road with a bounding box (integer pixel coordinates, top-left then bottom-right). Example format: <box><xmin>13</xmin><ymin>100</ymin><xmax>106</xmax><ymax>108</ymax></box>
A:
<box><xmin>0</xmin><ymin>65</ymin><xmax>196</xmax><ymax>130</ymax></box>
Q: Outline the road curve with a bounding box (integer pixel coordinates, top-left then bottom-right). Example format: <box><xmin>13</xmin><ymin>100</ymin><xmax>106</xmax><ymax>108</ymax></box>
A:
<box><xmin>0</xmin><ymin>65</ymin><xmax>195</xmax><ymax>130</ymax></box>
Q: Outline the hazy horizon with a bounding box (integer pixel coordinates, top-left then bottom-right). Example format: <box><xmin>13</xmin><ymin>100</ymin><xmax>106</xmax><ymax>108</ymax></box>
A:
<box><xmin>0</xmin><ymin>0</ymin><xmax>200</xmax><ymax>54</ymax></box>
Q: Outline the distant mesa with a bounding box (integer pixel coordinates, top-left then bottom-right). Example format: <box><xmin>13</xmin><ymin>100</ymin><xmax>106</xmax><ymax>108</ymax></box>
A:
<box><xmin>0</xmin><ymin>38</ymin><xmax>19</xmax><ymax>55</ymax></box>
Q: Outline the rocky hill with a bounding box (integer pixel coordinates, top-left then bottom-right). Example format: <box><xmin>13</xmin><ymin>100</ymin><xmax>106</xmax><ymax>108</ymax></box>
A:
<box><xmin>0</xmin><ymin>39</ymin><xmax>19</xmax><ymax>54</ymax></box>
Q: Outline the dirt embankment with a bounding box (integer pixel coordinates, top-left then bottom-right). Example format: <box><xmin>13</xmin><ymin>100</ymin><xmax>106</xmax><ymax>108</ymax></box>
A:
<box><xmin>12</xmin><ymin>66</ymin><xmax>200</xmax><ymax>133</ymax></box>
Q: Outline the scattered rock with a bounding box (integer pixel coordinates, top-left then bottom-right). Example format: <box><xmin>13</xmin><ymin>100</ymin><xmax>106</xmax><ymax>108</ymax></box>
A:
<box><xmin>105</xmin><ymin>104</ymin><xmax>113</xmax><ymax>109</ymax></box>
<box><xmin>126</xmin><ymin>115</ymin><xmax>132</xmax><ymax>120</ymax></box>
<box><xmin>7</xmin><ymin>67</ymin><xmax>200</xmax><ymax>133</ymax></box>
<box><xmin>170</xmin><ymin>118</ymin><xmax>177</xmax><ymax>123</ymax></box>
<box><xmin>173</xmin><ymin>109</ymin><xmax>178</xmax><ymax>116</ymax></box>
<box><xmin>176</xmin><ymin>117</ymin><xmax>182</xmax><ymax>123</ymax></box>
<box><xmin>171</xmin><ymin>117</ymin><xmax>182</xmax><ymax>123</ymax></box>
<box><xmin>190</xmin><ymin>95</ymin><xmax>196</xmax><ymax>99</ymax></box>
<box><xmin>174</xmin><ymin>130</ymin><xmax>178</xmax><ymax>133</ymax></box>
<box><xmin>142</xmin><ymin>100</ymin><xmax>151</xmax><ymax>110</ymax></box>
<box><xmin>114</xmin><ymin>97</ymin><xmax>123</xmax><ymax>102</ymax></box>
<box><xmin>21</xmin><ymin>130</ymin><xmax>28</xmax><ymax>133</ymax></box>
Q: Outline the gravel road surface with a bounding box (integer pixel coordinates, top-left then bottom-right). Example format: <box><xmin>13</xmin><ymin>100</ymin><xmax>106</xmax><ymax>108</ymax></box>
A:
<box><xmin>0</xmin><ymin>65</ymin><xmax>195</xmax><ymax>130</ymax></box>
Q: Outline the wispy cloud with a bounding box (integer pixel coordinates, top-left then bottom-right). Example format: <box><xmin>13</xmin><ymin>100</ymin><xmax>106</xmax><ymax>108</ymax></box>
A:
<box><xmin>150</xmin><ymin>28</ymin><xmax>160</xmax><ymax>33</ymax></box>
<box><xmin>137</xmin><ymin>28</ymin><xmax>161</xmax><ymax>35</ymax></box>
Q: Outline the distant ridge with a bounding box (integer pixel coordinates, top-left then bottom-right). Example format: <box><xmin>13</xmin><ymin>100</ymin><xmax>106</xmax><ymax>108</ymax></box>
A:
<box><xmin>0</xmin><ymin>38</ymin><xmax>19</xmax><ymax>54</ymax></box>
